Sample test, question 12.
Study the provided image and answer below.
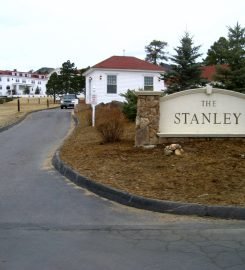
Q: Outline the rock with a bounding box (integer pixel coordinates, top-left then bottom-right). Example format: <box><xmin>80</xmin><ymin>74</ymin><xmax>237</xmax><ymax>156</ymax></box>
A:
<box><xmin>169</xmin><ymin>144</ymin><xmax>182</xmax><ymax>151</ymax></box>
<box><xmin>175</xmin><ymin>149</ymin><xmax>182</xmax><ymax>156</ymax></box>
<box><xmin>164</xmin><ymin>147</ymin><xmax>173</xmax><ymax>156</ymax></box>
<box><xmin>164</xmin><ymin>144</ymin><xmax>184</xmax><ymax>156</ymax></box>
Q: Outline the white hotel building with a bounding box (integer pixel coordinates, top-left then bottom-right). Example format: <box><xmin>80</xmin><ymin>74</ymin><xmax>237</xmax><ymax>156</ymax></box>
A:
<box><xmin>0</xmin><ymin>70</ymin><xmax>48</xmax><ymax>96</ymax></box>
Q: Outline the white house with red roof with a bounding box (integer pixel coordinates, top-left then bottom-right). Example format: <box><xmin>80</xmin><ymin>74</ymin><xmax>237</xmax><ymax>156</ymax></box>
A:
<box><xmin>0</xmin><ymin>70</ymin><xmax>48</xmax><ymax>96</ymax></box>
<box><xmin>83</xmin><ymin>56</ymin><xmax>165</xmax><ymax>104</ymax></box>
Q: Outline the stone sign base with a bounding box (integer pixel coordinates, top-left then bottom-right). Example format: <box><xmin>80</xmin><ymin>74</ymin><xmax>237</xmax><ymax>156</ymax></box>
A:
<box><xmin>135</xmin><ymin>89</ymin><xmax>245</xmax><ymax>147</ymax></box>
<box><xmin>135</xmin><ymin>91</ymin><xmax>162</xmax><ymax>146</ymax></box>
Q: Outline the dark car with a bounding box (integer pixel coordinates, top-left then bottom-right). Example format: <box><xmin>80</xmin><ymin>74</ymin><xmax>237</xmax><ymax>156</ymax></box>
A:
<box><xmin>60</xmin><ymin>94</ymin><xmax>79</xmax><ymax>109</ymax></box>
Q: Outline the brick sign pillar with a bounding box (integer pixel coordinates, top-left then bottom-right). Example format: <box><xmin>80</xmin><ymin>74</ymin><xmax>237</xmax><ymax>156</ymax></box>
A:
<box><xmin>135</xmin><ymin>91</ymin><xmax>162</xmax><ymax>146</ymax></box>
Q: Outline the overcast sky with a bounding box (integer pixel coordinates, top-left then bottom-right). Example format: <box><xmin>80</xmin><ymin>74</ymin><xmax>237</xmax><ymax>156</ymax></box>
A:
<box><xmin>1</xmin><ymin>0</ymin><xmax>245</xmax><ymax>71</ymax></box>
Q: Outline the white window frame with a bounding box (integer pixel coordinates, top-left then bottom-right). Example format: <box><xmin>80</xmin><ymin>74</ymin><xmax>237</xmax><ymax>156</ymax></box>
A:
<box><xmin>144</xmin><ymin>76</ymin><xmax>154</xmax><ymax>91</ymax></box>
<box><xmin>107</xmin><ymin>75</ymin><xmax>117</xmax><ymax>94</ymax></box>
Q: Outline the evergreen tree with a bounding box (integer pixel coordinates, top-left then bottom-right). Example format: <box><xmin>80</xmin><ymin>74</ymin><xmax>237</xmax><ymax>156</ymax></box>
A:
<box><xmin>120</xmin><ymin>89</ymin><xmax>137</xmax><ymax>121</ymax></box>
<box><xmin>46</xmin><ymin>72</ymin><xmax>61</xmax><ymax>103</ymax></box>
<box><xmin>60</xmin><ymin>60</ymin><xmax>77</xmax><ymax>94</ymax></box>
<box><xmin>59</xmin><ymin>60</ymin><xmax>86</xmax><ymax>94</ymax></box>
<box><xmin>74</xmin><ymin>67</ymin><xmax>89</xmax><ymax>93</ymax></box>
<box><xmin>46</xmin><ymin>61</ymin><xmax>88</xmax><ymax>102</ymax></box>
<box><xmin>204</xmin><ymin>37</ymin><xmax>229</xmax><ymax>65</ymax></box>
<box><xmin>213</xmin><ymin>22</ymin><xmax>245</xmax><ymax>92</ymax></box>
<box><xmin>35</xmin><ymin>87</ymin><xmax>41</xmax><ymax>95</ymax></box>
<box><xmin>227</xmin><ymin>22</ymin><xmax>245</xmax><ymax>69</ymax></box>
<box><xmin>145</xmin><ymin>40</ymin><xmax>168</xmax><ymax>65</ymax></box>
<box><xmin>163</xmin><ymin>32</ymin><xmax>205</xmax><ymax>93</ymax></box>
<box><xmin>23</xmin><ymin>85</ymin><xmax>30</xmax><ymax>95</ymax></box>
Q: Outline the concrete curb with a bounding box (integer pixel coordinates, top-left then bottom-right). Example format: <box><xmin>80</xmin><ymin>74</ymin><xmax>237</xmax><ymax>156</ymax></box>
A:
<box><xmin>0</xmin><ymin>106</ymin><xmax>59</xmax><ymax>133</ymax></box>
<box><xmin>52</xmin><ymin>151</ymin><xmax>245</xmax><ymax>220</ymax></box>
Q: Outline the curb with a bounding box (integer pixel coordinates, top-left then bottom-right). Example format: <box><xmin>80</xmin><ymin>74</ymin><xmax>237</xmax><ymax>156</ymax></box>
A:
<box><xmin>52</xmin><ymin>151</ymin><xmax>245</xmax><ymax>220</ymax></box>
<box><xmin>0</xmin><ymin>106</ymin><xmax>59</xmax><ymax>133</ymax></box>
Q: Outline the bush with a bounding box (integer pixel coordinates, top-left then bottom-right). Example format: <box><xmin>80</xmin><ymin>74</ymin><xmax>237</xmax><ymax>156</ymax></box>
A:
<box><xmin>6</xmin><ymin>97</ymin><xmax>13</xmax><ymax>102</ymax></box>
<box><xmin>95</xmin><ymin>106</ymin><xmax>125</xmax><ymax>143</ymax></box>
<box><xmin>120</xmin><ymin>89</ymin><xmax>137</xmax><ymax>121</ymax></box>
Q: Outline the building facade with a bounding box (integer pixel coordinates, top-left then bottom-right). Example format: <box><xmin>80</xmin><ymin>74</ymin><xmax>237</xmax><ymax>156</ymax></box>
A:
<box><xmin>0</xmin><ymin>70</ymin><xmax>48</xmax><ymax>96</ymax></box>
<box><xmin>83</xmin><ymin>56</ymin><xmax>165</xmax><ymax>104</ymax></box>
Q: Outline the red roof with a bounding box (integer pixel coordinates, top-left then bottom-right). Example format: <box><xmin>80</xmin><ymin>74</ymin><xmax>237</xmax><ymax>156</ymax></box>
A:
<box><xmin>0</xmin><ymin>70</ymin><xmax>12</xmax><ymax>75</ymax></box>
<box><xmin>92</xmin><ymin>56</ymin><xmax>165</xmax><ymax>72</ymax></box>
<box><xmin>201</xmin><ymin>64</ymin><xmax>229</xmax><ymax>81</ymax></box>
<box><xmin>0</xmin><ymin>70</ymin><xmax>47</xmax><ymax>79</ymax></box>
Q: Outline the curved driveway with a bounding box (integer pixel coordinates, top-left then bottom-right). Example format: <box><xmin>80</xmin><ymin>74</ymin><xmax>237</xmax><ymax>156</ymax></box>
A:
<box><xmin>0</xmin><ymin>109</ymin><xmax>245</xmax><ymax>270</ymax></box>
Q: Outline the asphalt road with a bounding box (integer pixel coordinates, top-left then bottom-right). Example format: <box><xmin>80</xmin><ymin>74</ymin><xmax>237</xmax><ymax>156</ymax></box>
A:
<box><xmin>0</xmin><ymin>109</ymin><xmax>245</xmax><ymax>270</ymax></box>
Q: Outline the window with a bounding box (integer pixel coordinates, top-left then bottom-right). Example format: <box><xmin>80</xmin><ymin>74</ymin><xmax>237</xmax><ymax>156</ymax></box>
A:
<box><xmin>144</xmin><ymin>76</ymin><xmax>154</xmax><ymax>90</ymax></box>
<box><xmin>107</xmin><ymin>75</ymin><xmax>117</xmax><ymax>94</ymax></box>
<box><xmin>7</xmin><ymin>78</ymin><xmax>10</xmax><ymax>82</ymax></box>
<box><xmin>0</xmin><ymin>77</ymin><xmax>1</xmax><ymax>81</ymax></box>
<box><xmin>0</xmin><ymin>85</ymin><xmax>2</xmax><ymax>89</ymax></box>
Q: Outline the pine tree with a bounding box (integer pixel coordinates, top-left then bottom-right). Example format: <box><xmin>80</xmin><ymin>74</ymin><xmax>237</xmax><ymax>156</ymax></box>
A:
<box><xmin>163</xmin><ymin>32</ymin><xmax>204</xmax><ymax>94</ymax></box>
<box><xmin>227</xmin><ymin>22</ymin><xmax>245</xmax><ymax>69</ymax></box>
<box><xmin>213</xmin><ymin>22</ymin><xmax>245</xmax><ymax>92</ymax></box>
<box><xmin>145</xmin><ymin>40</ymin><xmax>168</xmax><ymax>65</ymax></box>
<box><xmin>120</xmin><ymin>89</ymin><xmax>137</xmax><ymax>121</ymax></box>
<box><xmin>204</xmin><ymin>37</ymin><xmax>229</xmax><ymax>65</ymax></box>
<box><xmin>60</xmin><ymin>60</ymin><xmax>77</xmax><ymax>94</ymax></box>
<box><xmin>46</xmin><ymin>72</ymin><xmax>61</xmax><ymax>103</ymax></box>
<box><xmin>59</xmin><ymin>61</ymin><xmax>87</xmax><ymax>94</ymax></box>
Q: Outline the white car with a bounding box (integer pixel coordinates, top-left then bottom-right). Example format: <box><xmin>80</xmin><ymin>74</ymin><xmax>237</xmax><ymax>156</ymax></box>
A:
<box><xmin>60</xmin><ymin>94</ymin><xmax>79</xmax><ymax>109</ymax></box>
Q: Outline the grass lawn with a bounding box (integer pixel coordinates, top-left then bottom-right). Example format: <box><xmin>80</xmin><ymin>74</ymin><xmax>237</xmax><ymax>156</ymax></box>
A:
<box><xmin>0</xmin><ymin>97</ymin><xmax>59</xmax><ymax>128</ymax></box>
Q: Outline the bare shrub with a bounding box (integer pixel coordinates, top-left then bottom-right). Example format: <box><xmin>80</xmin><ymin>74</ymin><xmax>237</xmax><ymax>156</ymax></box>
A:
<box><xmin>96</xmin><ymin>106</ymin><xmax>126</xmax><ymax>142</ymax></box>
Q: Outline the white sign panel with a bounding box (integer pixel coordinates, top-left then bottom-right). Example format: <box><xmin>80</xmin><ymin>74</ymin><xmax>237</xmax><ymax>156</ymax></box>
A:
<box><xmin>158</xmin><ymin>88</ymin><xmax>245</xmax><ymax>137</ymax></box>
<box><xmin>91</xmin><ymin>94</ymin><xmax>97</xmax><ymax>105</ymax></box>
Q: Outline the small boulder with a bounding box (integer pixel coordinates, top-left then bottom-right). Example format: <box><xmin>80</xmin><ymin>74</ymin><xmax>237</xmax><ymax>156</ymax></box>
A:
<box><xmin>164</xmin><ymin>147</ymin><xmax>173</xmax><ymax>156</ymax></box>
<box><xmin>169</xmin><ymin>144</ymin><xmax>182</xmax><ymax>151</ymax></box>
<box><xmin>164</xmin><ymin>144</ymin><xmax>184</xmax><ymax>156</ymax></box>
<box><xmin>174</xmin><ymin>149</ymin><xmax>182</xmax><ymax>156</ymax></box>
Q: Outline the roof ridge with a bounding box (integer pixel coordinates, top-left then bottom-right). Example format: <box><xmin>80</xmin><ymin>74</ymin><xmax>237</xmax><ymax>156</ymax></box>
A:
<box><xmin>92</xmin><ymin>55</ymin><xmax>165</xmax><ymax>71</ymax></box>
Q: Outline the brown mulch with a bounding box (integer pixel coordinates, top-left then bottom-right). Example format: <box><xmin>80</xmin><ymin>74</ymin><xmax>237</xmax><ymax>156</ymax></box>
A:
<box><xmin>60</xmin><ymin>104</ymin><xmax>245</xmax><ymax>207</ymax></box>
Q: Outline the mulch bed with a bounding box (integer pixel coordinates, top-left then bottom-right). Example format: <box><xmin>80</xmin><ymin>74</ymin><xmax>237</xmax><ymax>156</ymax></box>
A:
<box><xmin>60</xmin><ymin>104</ymin><xmax>245</xmax><ymax>207</ymax></box>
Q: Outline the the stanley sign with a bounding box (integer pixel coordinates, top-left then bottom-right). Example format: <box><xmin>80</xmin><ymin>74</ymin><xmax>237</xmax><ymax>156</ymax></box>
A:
<box><xmin>158</xmin><ymin>87</ymin><xmax>245</xmax><ymax>137</ymax></box>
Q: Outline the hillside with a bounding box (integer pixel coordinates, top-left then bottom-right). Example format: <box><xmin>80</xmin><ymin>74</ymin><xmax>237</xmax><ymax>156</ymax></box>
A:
<box><xmin>35</xmin><ymin>67</ymin><xmax>54</xmax><ymax>75</ymax></box>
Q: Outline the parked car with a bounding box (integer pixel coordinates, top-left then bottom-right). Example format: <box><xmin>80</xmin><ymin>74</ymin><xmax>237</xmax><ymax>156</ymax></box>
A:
<box><xmin>60</xmin><ymin>94</ymin><xmax>79</xmax><ymax>109</ymax></box>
